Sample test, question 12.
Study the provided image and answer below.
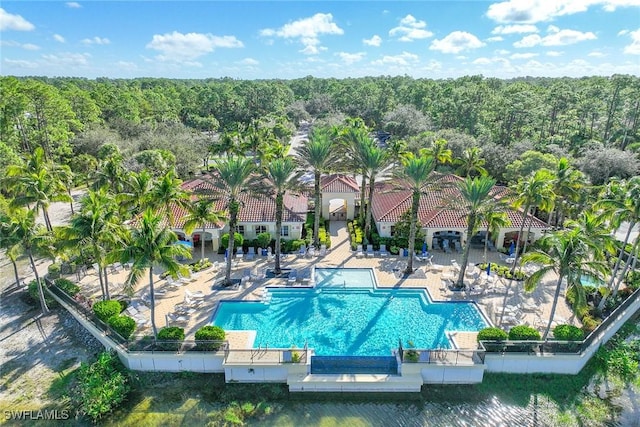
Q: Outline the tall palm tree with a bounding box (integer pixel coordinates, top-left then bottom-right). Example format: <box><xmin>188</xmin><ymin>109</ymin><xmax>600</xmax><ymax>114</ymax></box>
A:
<box><xmin>183</xmin><ymin>198</ymin><xmax>226</xmax><ymax>261</ymax></box>
<box><xmin>149</xmin><ymin>170</ymin><xmax>190</xmax><ymax>227</ymax></box>
<box><xmin>295</xmin><ymin>128</ymin><xmax>336</xmax><ymax>248</ymax></box>
<box><xmin>117</xmin><ymin>209</ymin><xmax>191</xmax><ymax>337</ymax></box>
<box><xmin>4</xmin><ymin>206</ymin><xmax>53</xmax><ymax>313</ymax></box>
<box><xmin>119</xmin><ymin>170</ymin><xmax>155</xmax><ymax>217</ymax></box>
<box><xmin>522</xmin><ymin>223</ymin><xmax>608</xmax><ymax>339</ymax></box>
<box><xmin>93</xmin><ymin>154</ymin><xmax>128</xmax><ymax>195</ymax></box>
<box><xmin>393</xmin><ymin>153</ymin><xmax>436</xmax><ymax>275</ymax></box>
<box><xmin>339</xmin><ymin>125</ymin><xmax>370</xmax><ymax>224</ymax></box>
<box><xmin>62</xmin><ymin>189</ymin><xmax>123</xmax><ymax>300</ymax></box>
<box><xmin>545</xmin><ymin>157</ymin><xmax>585</xmax><ymax>227</ymax></box>
<box><xmin>596</xmin><ymin>176</ymin><xmax>640</xmax><ymax>307</ymax></box>
<box><xmin>480</xmin><ymin>210</ymin><xmax>510</xmax><ymax>263</ymax></box>
<box><xmin>0</xmin><ymin>199</ymin><xmax>23</xmax><ymax>288</ymax></box>
<box><xmin>420</xmin><ymin>138</ymin><xmax>452</xmax><ymax>170</ymax></box>
<box><xmin>454</xmin><ymin>176</ymin><xmax>498</xmax><ymax>289</ymax></box>
<box><xmin>264</xmin><ymin>156</ymin><xmax>300</xmax><ymax>275</ymax></box>
<box><xmin>454</xmin><ymin>147</ymin><xmax>487</xmax><ymax>177</ymax></box>
<box><xmin>510</xmin><ymin>170</ymin><xmax>555</xmax><ymax>270</ymax></box>
<box><xmin>209</xmin><ymin>156</ymin><xmax>258</xmax><ymax>286</ymax></box>
<box><xmin>4</xmin><ymin>147</ymin><xmax>72</xmax><ymax>231</ymax></box>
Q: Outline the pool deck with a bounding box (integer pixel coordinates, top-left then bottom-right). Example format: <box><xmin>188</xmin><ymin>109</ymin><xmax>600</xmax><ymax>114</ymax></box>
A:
<box><xmin>76</xmin><ymin>221</ymin><xmax>579</xmax><ymax>350</ymax></box>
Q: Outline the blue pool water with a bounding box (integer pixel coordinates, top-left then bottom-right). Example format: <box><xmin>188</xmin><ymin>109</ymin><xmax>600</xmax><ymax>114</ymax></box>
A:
<box><xmin>212</xmin><ymin>268</ymin><xmax>488</xmax><ymax>356</ymax></box>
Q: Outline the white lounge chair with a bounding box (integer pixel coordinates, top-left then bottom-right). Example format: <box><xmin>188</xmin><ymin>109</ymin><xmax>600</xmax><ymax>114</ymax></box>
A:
<box><xmin>379</xmin><ymin>244</ymin><xmax>389</xmax><ymax>256</ymax></box>
<box><xmin>236</xmin><ymin>247</ymin><xmax>244</xmax><ymax>261</ymax></box>
<box><xmin>246</xmin><ymin>247</ymin><xmax>256</xmax><ymax>260</ymax></box>
<box><xmin>186</xmin><ymin>289</ymin><xmax>205</xmax><ymax>299</ymax></box>
<box><xmin>355</xmin><ymin>245</ymin><xmax>364</xmax><ymax>257</ymax></box>
<box><xmin>319</xmin><ymin>244</ymin><xmax>327</xmax><ymax>256</ymax></box>
<box><xmin>366</xmin><ymin>244</ymin><xmax>375</xmax><ymax>257</ymax></box>
<box><xmin>287</xmin><ymin>269</ymin><xmax>298</xmax><ymax>284</ymax></box>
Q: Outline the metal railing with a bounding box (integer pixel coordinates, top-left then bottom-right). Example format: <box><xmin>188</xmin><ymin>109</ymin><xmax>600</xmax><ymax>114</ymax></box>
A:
<box><xmin>223</xmin><ymin>347</ymin><xmax>309</xmax><ymax>365</ymax></box>
<box><xmin>399</xmin><ymin>347</ymin><xmax>485</xmax><ymax>365</ymax></box>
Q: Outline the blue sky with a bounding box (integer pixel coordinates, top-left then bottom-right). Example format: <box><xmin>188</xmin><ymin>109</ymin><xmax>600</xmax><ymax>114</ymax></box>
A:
<box><xmin>1</xmin><ymin>1</ymin><xmax>639</xmax><ymax>79</ymax></box>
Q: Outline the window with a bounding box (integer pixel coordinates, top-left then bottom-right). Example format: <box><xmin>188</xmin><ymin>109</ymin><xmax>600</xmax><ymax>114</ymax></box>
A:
<box><xmin>235</xmin><ymin>225</ymin><xmax>245</xmax><ymax>236</ymax></box>
<box><xmin>390</xmin><ymin>226</ymin><xmax>396</xmax><ymax>236</ymax></box>
<box><xmin>255</xmin><ymin>225</ymin><xmax>267</xmax><ymax>235</ymax></box>
<box><xmin>280</xmin><ymin>226</ymin><xmax>289</xmax><ymax>237</ymax></box>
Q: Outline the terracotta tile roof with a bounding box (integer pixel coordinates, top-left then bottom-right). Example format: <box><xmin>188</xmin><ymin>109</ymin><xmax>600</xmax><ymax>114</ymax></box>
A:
<box><xmin>372</xmin><ymin>173</ymin><xmax>548</xmax><ymax>230</ymax></box>
<box><xmin>321</xmin><ymin>174</ymin><xmax>360</xmax><ymax>193</ymax></box>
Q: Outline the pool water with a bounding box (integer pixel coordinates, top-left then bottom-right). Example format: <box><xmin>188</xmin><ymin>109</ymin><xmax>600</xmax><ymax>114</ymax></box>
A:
<box><xmin>314</xmin><ymin>268</ymin><xmax>376</xmax><ymax>288</ymax></box>
<box><xmin>212</xmin><ymin>269</ymin><xmax>488</xmax><ymax>356</ymax></box>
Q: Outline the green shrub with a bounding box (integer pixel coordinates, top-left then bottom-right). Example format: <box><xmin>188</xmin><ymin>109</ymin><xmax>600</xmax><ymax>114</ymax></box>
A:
<box><xmin>93</xmin><ymin>300</ymin><xmax>122</xmax><ymax>323</ymax></box>
<box><xmin>195</xmin><ymin>325</ymin><xmax>225</xmax><ymax>350</ymax></box>
<box><xmin>55</xmin><ymin>278</ymin><xmax>80</xmax><ymax>296</ymax></box>
<box><xmin>108</xmin><ymin>315</ymin><xmax>136</xmax><ymax>339</ymax></box>
<box><xmin>255</xmin><ymin>232</ymin><xmax>272</xmax><ymax>249</ymax></box>
<box><xmin>508</xmin><ymin>325</ymin><xmax>541</xmax><ymax>341</ymax></box>
<box><xmin>477</xmin><ymin>327</ymin><xmax>508</xmax><ymax>342</ymax></box>
<box><xmin>582</xmin><ymin>315</ymin><xmax>602</xmax><ymax>334</ymax></box>
<box><xmin>47</xmin><ymin>263</ymin><xmax>61</xmax><ymax>279</ymax></box>
<box><xmin>191</xmin><ymin>258</ymin><xmax>212</xmax><ymax>272</ymax></box>
<box><xmin>75</xmin><ymin>351</ymin><xmax>130</xmax><ymax>422</ymax></box>
<box><xmin>157</xmin><ymin>326</ymin><xmax>185</xmax><ymax>351</ymax></box>
<box><xmin>220</xmin><ymin>233</ymin><xmax>244</xmax><ymax>252</ymax></box>
<box><xmin>553</xmin><ymin>324</ymin><xmax>585</xmax><ymax>341</ymax></box>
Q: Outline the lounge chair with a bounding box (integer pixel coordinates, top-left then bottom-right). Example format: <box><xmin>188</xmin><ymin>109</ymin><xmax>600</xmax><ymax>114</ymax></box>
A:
<box><xmin>246</xmin><ymin>247</ymin><xmax>256</xmax><ymax>260</ymax></box>
<box><xmin>442</xmin><ymin>240</ymin><xmax>451</xmax><ymax>253</ymax></box>
<box><xmin>366</xmin><ymin>244</ymin><xmax>375</xmax><ymax>257</ymax></box>
<box><xmin>298</xmin><ymin>245</ymin><xmax>307</xmax><ymax>257</ymax></box>
<box><xmin>241</xmin><ymin>268</ymin><xmax>251</xmax><ymax>282</ymax></box>
<box><xmin>236</xmin><ymin>247</ymin><xmax>244</xmax><ymax>261</ymax></box>
<box><xmin>186</xmin><ymin>289</ymin><xmax>205</xmax><ymax>299</ymax></box>
<box><xmin>166</xmin><ymin>312</ymin><xmax>189</xmax><ymax>326</ymax></box>
<box><xmin>319</xmin><ymin>244</ymin><xmax>327</xmax><ymax>256</ymax></box>
<box><xmin>454</xmin><ymin>241</ymin><xmax>462</xmax><ymax>253</ymax></box>
<box><xmin>379</xmin><ymin>244</ymin><xmax>389</xmax><ymax>256</ymax></box>
<box><xmin>355</xmin><ymin>244</ymin><xmax>364</xmax><ymax>257</ymax></box>
<box><xmin>307</xmin><ymin>246</ymin><xmax>316</xmax><ymax>257</ymax></box>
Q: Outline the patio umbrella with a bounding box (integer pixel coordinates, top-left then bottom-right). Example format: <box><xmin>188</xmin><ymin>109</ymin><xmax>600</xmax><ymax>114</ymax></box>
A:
<box><xmin>508</xmin><ymin>241</ymin><xmax>515</xmax><ymax>256</ymax></box>
<box><xmin>422</xmin><ymin>242</ymin><xmax>427</xmax><ymax>256</ymax></box>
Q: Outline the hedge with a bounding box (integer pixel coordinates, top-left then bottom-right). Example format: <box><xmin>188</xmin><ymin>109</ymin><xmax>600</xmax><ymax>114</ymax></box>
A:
<box><xmin>553</xmin><ymin>324</ymin><xmax>584</xmax><ymax>341</ymax></box>
<box><xmin>508</xmin><ymin>325</ymin><xmax>541</xmax><ymax>341</ymax></box>
<box><xmin>93</xmin><ymin>300</ymin><xmax>123</xmax><ymax>323</ymax></box>
<box><xmin>108</xmin><ymin>315</ymin><xmax>136</xmax><ymax>339</ymax></box>
<box><xmin>157</xmin><ymin>326</ymin><xmax>185</xmax><ymax>351</ymax></box>
<box><xmin>477</xmin><ymin>327</ymin><xmax>508</xmax><ymax>342</ymax></box>
<box><xmin>55</xmin><ymin>278</ymin><xmax>80</xmax><ymax>296</ymax></box>
<box><xmin>195</xmin><ymin>325</ymin><xmax>226</xmax><ymax>350</ymax></box>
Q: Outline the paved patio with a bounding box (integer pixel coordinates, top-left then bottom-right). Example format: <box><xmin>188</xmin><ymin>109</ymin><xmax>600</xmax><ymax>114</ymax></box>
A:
<box><xmin>75</xmin><ymin>221</ymin><xmax>578</xmax><ymax>349</ymax></box>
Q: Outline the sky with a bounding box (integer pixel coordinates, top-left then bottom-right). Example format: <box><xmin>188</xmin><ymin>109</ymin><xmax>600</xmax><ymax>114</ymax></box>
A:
<box><xmin>1</xmin><ymin>1</ymin><xmax>639</xmax><ymax>79</ymax></box>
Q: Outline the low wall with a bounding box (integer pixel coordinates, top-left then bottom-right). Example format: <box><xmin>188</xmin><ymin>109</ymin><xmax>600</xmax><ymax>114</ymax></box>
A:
<box><xmin>401</xmin><ymin>363</ymin><xmax>485</xmax><ymax>384</ymax></box>
<box><xmin>124</xmin><ymin>351</ymin><xmax>225</xmax><ymax>372</ymax></box>
<box><xmin>226</xmin><ymin>363</ymin><xmax>308</xmax><ymax>383</ymax></box>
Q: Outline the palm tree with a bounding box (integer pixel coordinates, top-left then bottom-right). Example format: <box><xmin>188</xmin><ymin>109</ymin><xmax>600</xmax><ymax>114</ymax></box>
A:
<box><xmin>119</xmin><ymin>170</ymin><xmax>155</xmax><ymax>217</ymax></box>
<box><xmin>117</xmin><ymin>209</ymin><xmax>191</xmax><ymax>337</ymax></box>
<box><xmin>521</xmin><ymin>223</ymin><xmax>608</xmax><ymax>339</ymax></box>
<box><xmin>183</xmin><ymin>199</ymin><xmax>226</xmax><ymax>261</ymax></box>
<box><xmin>480</xmin><ymin>210</ymin><xmax>510</xmax><ymax>263</ymax></box>
<box><xmin>208</xmin><ymin>156</ymin><xmax>257</xmax><ymax>286</ymax></box>
<box><xmin>393</xmin><ymin>153</ymin><xmax>436</xmax><ymax>275</ymax></box>
<box><xmin>339</xmin><ymin>125</ymin><xmax>370</xmax><ymax>224</ymax></box>
<box><xmin>596</xmin><ymin>177</ymin><xmax>640</xmax><ymax>308</ymax></box>
<box><xmin>455</xmin><ymin>147</ymin><xmax>487</xmax><ymax>177</ymax></box>
<box><xmin>93</xmin><ymin>153</ymin><xmax>128</xmax><ymax>195</ymax></box>
<box><xmin>264</xmin><ymin>156</ymin><xmax>300</xmax><ymax>275</ymax></box>
<box><xmin>0</xmin><ymin>199</ymin><xmax>23</xmax><ymax>288</ymax></box>
<box><xmin>3</xmin><ymin>206</ymin><xmax>53</xmax><ymax>313</ymax></box>
<box><xmin>545</xmin><ymin>157</ymin><xmax>585</xmax><ymax>227</ymax></box>
<box><xmin>295</xmin><ymin>128</ymin><xmax>336</xmax><ymax>248</ymax></box>
<box><xmin>149</xmin><ymin>170</ymin><xmax>190</xmax><ymax>227</ymax></box>
<box><xmin>62</xmin><ymin>189</ymin><xmax>123</xmax><ymax>300</ymax></box>
<box><xmin>510</xmin><ymin>170</ymin><xmax>555</xmax><ymax>270</ymax></box>
<box><xmin>420</xmin><ymin>138</ymin><xmax>452</xmax><ymax>170</ymax></box>
<box><xmin>4</xmin><ymin>147</ymin><xmax>72</xmax><ymax>231</ymax></box>
<box><xmin>454</xmin><ymin>176</ymin><xmax>498</xmax><ymax>289</ymax></box>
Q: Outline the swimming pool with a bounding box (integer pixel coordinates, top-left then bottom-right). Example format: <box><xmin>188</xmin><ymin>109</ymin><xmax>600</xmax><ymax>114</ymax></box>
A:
<box><xmin>212</xmin><ymin>268</ymin><xmax>488</xmax><ymax>356</ymax></box>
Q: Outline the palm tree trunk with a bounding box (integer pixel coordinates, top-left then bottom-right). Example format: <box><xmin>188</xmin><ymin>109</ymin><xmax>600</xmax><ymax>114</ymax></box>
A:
<box><xmin>28</xmin><ymin>250</ymin><xmax>49</xmax><ymax>314</ymax></box>
<box><xmin>11</xmin><ymin>258</ymin><xmax>21</xmax><ymax>288</ymax></box>
<box><xmin>364</xmin><ymin>172</ymin><xmax>376</xmax><ymax>244</ymax></box>
<box><xmin>149</xmin><ymin>268</ymin><xmax>158</xmax><ymax>338</ymax></box>
<box><xmin>404</xmin><ymin>191</ymin><xmax>420</xmax><ymax>275</ymax></box>
<box><xmin>225</xmin><ymin>204</ymin><xmax>237</xmax><ymax>286</ymax></box>
<box><xmin>511</xmin><ymin>204</ymin><xmax>530</xmax><ymax>273</ymax></box>
<box><xmin>275</xmin><ymin>192</ymin><xmax>283</xmax><ymax>275</ymax></box>
<box><xmin>359</xmin><ymin>174</ymin><xmax>367</xmax><ymax>224</ymax></box>
<box><xmin>483</xmin><ymin>225</ymin><xmax>490</xmax><ymax>263</ymax></box>
<box><xmin>522</xmin><ymin>216</ymin><xmax>534</xmax><ymax>255</ymax></box>
<box><xmin>42</xmin><ymin>206</ymin><xmax>53</xmax><ymax>232</ymax></box>
<box><xmin>598</xmin><ymin>222</ymin><xmax>635</xmax><ymax>310</ymax></box>
<box><xmin>456</xmin><ymin>219</ymin><xmax>475</xmax><ymax>288</ymax></box>
<box><xmin>313</xmin><ymin>173</ymin><xmax>321</xmax><ymax>249</ymax></box>
<box><xmin>97</xmin><ymin>267</ymin><xmax>106</xmax><ymax>300</ymax></box>
<box><xmin>201</xmin><ymin>226</ymin><xmax>206</xmax><ymax>260</ymax></box>
<box><xmin>102</xmin><ymin>266</ymin><xmax>110</xmax><ymax>300</ymax></box>
<box><xmin>612</xmin><ymin>236</ymin><xmax>640</xmax><ymax>297</ymax></box>
<box><xmin>543</xmin><ymin>275</ymin><xmax>565</xmax><ymax>340</ymax></box>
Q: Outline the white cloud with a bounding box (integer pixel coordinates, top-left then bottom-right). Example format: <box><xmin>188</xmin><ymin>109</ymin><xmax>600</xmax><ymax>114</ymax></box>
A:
<box><xmin>1</xmin><ymin>40</ymin><xmax>40</xmax><ymax>50</ymax></box>
<box><xmin>3</xmin><ymin>58</ymin><xmax>38</xmax><ymax>68</ymax></box>
<box><xmin>514</xmin><ymin>29</ymin><xmax>596</xmax><ymax>47</ymax></box>
<box><xmin>429</xmin><ymin>31</ymin><xmax>486</xmax><ymax>54</ymax></box>
<box><xmin>486</xmin><ymin>36</ymin><xmax>504</xmax><ymax>42</ymax></box>
<box><xmin>81</xmin><ymin>36</ymin><xmax>110</xmax><ymax>45</ymax></box>
<box><xmin>147</xmin><ymin>31</ymin><xmax>243</xmax><ymax>61</ymax></box>
<box><xmin>389</xmin><ymin>14</ymin><xmax>433</xmax><ymax>42</ymax></box>
<box><xmin>116</xmin><ymin>61</ymin><xmax>137</xmax><ymax>71</ymax></box>
<box><xmin>41</xmin><ymin>52</ymin><xmax>91</xmax><ymax>67</ymax></box>
<box><xmin>588</xmin><ymin>51</ymin><xmax>606</xmax><ymax>57</ymax></box>
<box><xmin>487</xmin><ymin>0</ymin><xmax>640</xmax><ymax>24</ymax></box>
<box><xmin>336</xmin><ymin>51</ymin><xmax>365</xmax><ymax>64</ymax></box>
<box><xmin>371</xmin><ymin>51</ymin><xmax>419</xmax><ymax>66</ymax></box>
<box><xmin>618</xmin><ymin>29</ymin><xmax>629</xmax><ymax>36</ymax></box>
<box><xmin>495</xmin><ymin>49</ymin><xmax>511</xmax><ymax>55</ymax></box>
<box><xmin>0</xmin><ymin>8</ymin><xmax>35</xmax><ymax>31</ymax></box>
<box><xmin>547</xmin><ymin>25</ymin><xmax>560</xmax><ymax>33</ymax></box>
<box><xmin>510</xmin><ymin>52</ymin><xmax>539</xmax><ymax>59</ymax></box>
<box><xmin>239</xmin><ymin>57</ymin><xmax>259</xmax><ymax>65</ymax></box>
<box><xmin>66</xmin><ymin>2</ymin><xmax>82</xmax><ymax>8</ymax></box>
<box><xmin>259</xmin><ymin>13</ymin><xmax>343</xmax><ymax>55</ymax></box>
<box><xmin>363</xmin><ymin>35</ymin><xmax>382</xmax><ymax>47</ymax></box>
<box><xmin>53</xmin><ymin>34</ymin><xmax>65</xmax><ymax>43</ymax></box>
<box><xmin>492</xmin><ymin>24</ymin><xmax>539</xmax><ymax>34</ymax></box>
<box><xmin>546</xmin><ymin>50</ymin><xmax>564</xmax><ymax>56</ymax></box>
<box><xmin>623</xmin><ymin>29</ymin><xmax>640</xmax><ymax>54</ymax></box>
<box><xmin>473</xmin><ymin>57</ymin><xmax>493</xmax><ymax>65</ymax></box>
